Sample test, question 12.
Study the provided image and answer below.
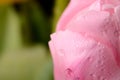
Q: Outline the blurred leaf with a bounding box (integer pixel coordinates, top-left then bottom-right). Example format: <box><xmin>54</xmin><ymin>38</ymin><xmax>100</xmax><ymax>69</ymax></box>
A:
<box><xmin>52</xmin><ymin>0</ymin><xmax>69</xmax><ymax>32</ymax></box>
<box><xmin>0</xmin><ymin>0</ymin><xmax>27</xmax><ymax>4</ymax></box>
<box><xmin>0</xmin><ymin>45</ymin><xmax>53</xmax><ymax>80</ymax></box>
<box><xmin>24</xmin><ymin>2</ymin><xmax>51</xmax><ymax>45</ymax></box>
<box><xmin>34</xmin><ymin>55</ymin><xmax>53</xmax><ymax>80</ymax></box>
<box><xmin>0</xmin><ymin>6</ymin><xmax>8</xmax><ymax>52</ymax></box>
<box><xmin>3</xmin><ymin>6</ymin><xmax>23</xmax><ymax>52</ymax></box>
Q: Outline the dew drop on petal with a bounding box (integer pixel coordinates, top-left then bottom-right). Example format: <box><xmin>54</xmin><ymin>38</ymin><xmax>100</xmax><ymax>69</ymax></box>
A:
<box><xmin>90</xmin><ymin>73</ymin><xmax>96</xmax><ymax>78</ymax></box>
<box><xmin>74</xmin><ymin>77</ymin><xmax>80</xmax><ymax>80</ymax></box>
<box><xmin>98</xmin><ymin>60</ymin><xmax>104</xmax><ymax>65</ymax></box>
<box><xmin>99</xmin><ymin>76</ymin><xmax>107</xmax><ymax>80</ymax></box>
<box><xmin>87</xmin><ymin>57</ymin><xmax>92</xmax><ymax>62</ymax></box>
<box><xmin>101</xmin><ymin>68</ymin><xmax>105</xmax><ymax>72</ymax></box>
<box><xmin>58</xmin><ymin>49</ymin><xmax>65</xmax><ymax>56</ymax></box>
<box><xmin>65</xmin><ymin>68</ymin><xmax>74</xmax><ymax>78</ymax></box>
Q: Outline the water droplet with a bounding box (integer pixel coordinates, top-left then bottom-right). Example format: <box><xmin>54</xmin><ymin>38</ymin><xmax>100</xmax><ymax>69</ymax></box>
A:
<box><xmin>74</xmin><ymin>77</ymin><xmax>80</xmax><ymax>80</ymax></box>
<box><xmin>75</xmin><ymin>44</ymin><xmax>80</xmax><ymax>48</ymax></box>
<box><xmin>83</xmin><ymin>49</ymin><xmax>87</xmax><ymax>53</ymax></box>
<box><xmin>100</xmin><ymin>76</ymin><xmax>107</xmax><ymax>80</ymax></box>
<box><xmin>96</xmin><ymin>60</ymin><xmax>104</xmax><ymax>67</ymax></box>
<box><xmin>102</xmin><ymin>30</ymin><xmax>108</xmax><ymax>37</ymax></box>
<box><xmin>108</xmin><ymin>72</ymin><xmax>112</xmax><ymax>76</ymax></box>
<box><xmin>58</xmin><ymin>49</ymin><xmax>65</xmax><ymax>56</ymax></box>
<box><xmin>114</xmin><ymin>30</ymin><xmax>119</xmax><ymax>37</ymax></box>
<box><xmin>99</xmin><ymin>49</ymin><xmax>104</xmax><ymax>53</ymax></box>
<box><xmin>98</xmin><ymin>60</ymin><xmax>103</xmax><ymax>65</ymax></box>
<box><xmin>97</xmin><ymin>42</ymin><xmax>102</xmax><ymax>47</ymax></box>
<box><xmin>98</xmin><ymin>44</ymin><xmax>104</xmax><ymax>54</ymax></box>
<box><xmin>87</xmin><ymin>57</ymin><xmax>92</xmax><ymax>62</ymax></box>
<box><xmin>102</xmin><ymin>55</ymin><xmax>105</xmax><ymax>58</ymax></box>
<box><xmin>90</xmin><ymin>73</ymin><xmax>96</xmax><ymax>78</ymax></box>
<box><xmin>101</xmin><ymin>68</ymin><xmax>105</xmax><ymax>72</ymax></box>
<box><xmin>102</xmin><ymin>46</ymin><xmax>105</xmax><ymax>49</ymax></box>
<box><xmin>65</xmin><ymin>68</ymin><xmax>74</xmax><ymax>78</ymax></box>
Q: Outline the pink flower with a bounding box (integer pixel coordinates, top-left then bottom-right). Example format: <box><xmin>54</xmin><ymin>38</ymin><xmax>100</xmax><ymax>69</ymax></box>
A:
<box><xmin>49</xmin><ymin>0</ymin><xmax>120</xmax><ymax>80</ymax></box>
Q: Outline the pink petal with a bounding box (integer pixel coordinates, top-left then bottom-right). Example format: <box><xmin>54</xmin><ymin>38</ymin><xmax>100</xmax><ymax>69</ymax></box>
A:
<box><xmin>49</xmin><ymin>0</ymin><xmax>120</xmax><ymax>80</ymax></box>
<box><xmin>49</xmin><ymin>30</ymin><xmax>120</xmax><ymax>80</ymax></box>
<box><xmin>57</xmin><ymin>0</ymin><xmax>120</xmax><ymax>31</ymax></box>
<box><xmin>56</xmin><ymin>0</ymin><xmax>96</xmax><ymax>31</ymax></box>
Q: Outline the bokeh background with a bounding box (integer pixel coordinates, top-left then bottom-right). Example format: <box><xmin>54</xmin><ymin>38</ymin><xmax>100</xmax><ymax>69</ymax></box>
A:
<box><xmin>0</xmin><ymin>0</ymin><xmax>69</xmax><ymax>80</ymax></box>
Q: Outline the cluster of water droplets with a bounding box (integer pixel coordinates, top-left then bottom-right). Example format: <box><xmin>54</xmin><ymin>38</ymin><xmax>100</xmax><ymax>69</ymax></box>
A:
<box><xmin>86</xmin><ymin>42</ymin><xmax>109</xmax><ymax>80</ymax></box>
<box><xmin>89</xmin><ymin>72</ymin><xmax>108</xmax><ymax>80</ymax></box>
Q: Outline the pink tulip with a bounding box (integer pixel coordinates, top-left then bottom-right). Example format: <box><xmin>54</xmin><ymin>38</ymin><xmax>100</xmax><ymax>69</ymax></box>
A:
<box><xmin>49</xmin><ymin>0</ymin><xmax>120</xmax><ymax>80</ymax></box>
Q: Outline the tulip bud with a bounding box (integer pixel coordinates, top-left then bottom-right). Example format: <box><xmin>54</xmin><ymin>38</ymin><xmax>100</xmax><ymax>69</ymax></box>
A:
<box><xmin>49</xmin><ymin>0</ymin><xmax>120</xmax><ymax>80</ymax></box>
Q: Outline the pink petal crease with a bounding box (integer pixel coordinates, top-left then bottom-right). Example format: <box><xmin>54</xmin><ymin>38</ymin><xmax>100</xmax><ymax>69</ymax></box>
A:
<box><xmin>49</xmin><ymin>0</ymin><xmax>120</xmax><ymax>80</ymax></box>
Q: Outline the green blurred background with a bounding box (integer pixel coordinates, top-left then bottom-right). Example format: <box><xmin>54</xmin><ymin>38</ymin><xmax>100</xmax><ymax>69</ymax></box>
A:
<box><xmin>0</xmin><ymin>0</ymin><xmax>69</xmax><ymax>80</ymax></box>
